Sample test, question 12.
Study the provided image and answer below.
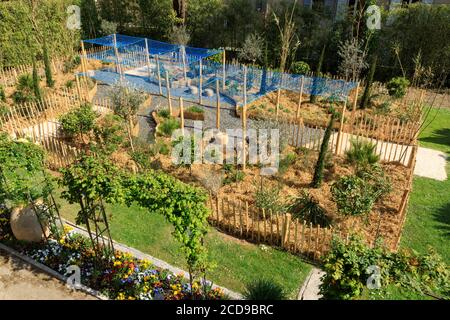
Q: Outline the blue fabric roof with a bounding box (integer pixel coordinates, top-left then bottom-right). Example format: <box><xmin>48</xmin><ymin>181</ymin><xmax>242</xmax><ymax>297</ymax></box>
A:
<box><xmin>83</xmin><ymin>34</ymin><xmax>221</xmax><ymax>60</ymax></box>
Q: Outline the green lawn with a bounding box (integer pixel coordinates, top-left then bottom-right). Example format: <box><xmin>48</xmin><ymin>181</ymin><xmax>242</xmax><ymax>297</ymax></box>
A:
<box><xmin>57</xmin><ymin>197</ymin><xmax>312</xmax><ymax>298</ymax></box>
<box><xmin>418</xmin><ymin>107</ymin><xmax>450</xmax><ymax>154</ymax></box>
<box><xmin>401</xmin><ymin>107</ymin><xmax>449</xmax><ymax>261</ymax></box>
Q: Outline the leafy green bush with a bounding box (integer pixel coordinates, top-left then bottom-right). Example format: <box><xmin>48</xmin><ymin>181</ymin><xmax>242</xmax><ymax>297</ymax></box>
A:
<box><xmin>331</xmin><ymin>175</ymin><xmax>379</xmax><ymax>216</ymax></box>
<box><xmin>320</xmin><ymin>235</ymin><xmax>450</xmax><ymax>300</ymax></box>
<box><xmin>186</xmin><ymin>105</ymin><xmax>204</xmax><ymax>113</ymax></box>
<box><xmin>223</xmin><ymin>164</ymin><xmax>245</xmax><ymax>184</ymax></box>
<box><xmin>254</xmin><ymin>180</ymin><xmax>285</xmax><ymax>213</ymax></box>
<box><xmin>278</xmin><ymin>152</ymin><xmax>296</xmax><ymax>175</ymax></box>
<box><xmin>93</xmin><ymin>114</ymin><xmax>126</xmax><ymax>154</ymax></box>
<box><xmin>63</xmin><ymin>55</ymin><xmax>81</xmax><ymax>73</ymax></box>
<box><xmin>157</xmin><ymin>117</ymin><xmax>180</xmax><ymax>137</ymax></box>
<box><xmin>244</xmin><ymin>279</ymin><xmax>286</xmax><ymax>300</ymax></box>
<box><xmin>59</xmin><ymin>103</ymin><xmax>97</xmax><ymax>139</ymax></box>
<box><xmin>291</xmin><ymin>61</ymin><xmax>310</xmax><ymax>75</ymax></box>
<box><xmin>287</xmin><ymin>190</ymin><xmax>331</xmax><ymax>227</ymax></box>
<box><xmin>386</xmin><ymin>77</ymin><xmax>410</xmax><ymax>98</ymax></box>
<box><xmin>157</xmin><ymin>109</ymin><xmax>170</xmax><ymax>119</ymax></box>
<box><xmin>0</xmin><ymin>85</ymin><xmax>5</xmax><ymax>102</ymax></box>
<box><xmin>345</xmin><ymin>139</ymin><xmax>380</xmax><ymax>171</ymax></box>
<box><xmin>65</xmin><ymin>80</ymin><xmax>74</xmax><ymax>89</ymax></box>
<box><xmin>12</xmin><ymin>74</ymin><xmax>35</xmax><ymax>104</ymax></box>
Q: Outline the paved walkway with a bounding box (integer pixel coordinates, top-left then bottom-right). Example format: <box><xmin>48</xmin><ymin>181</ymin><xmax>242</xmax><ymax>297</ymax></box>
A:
<box><xmin>414</xmin><ymin>147</ymin><xmax>448</xmax><ymax>181</ymax></box>
<box><xmin>0</xmin><ymin>249</ymin><xmax>96</xmax><ymax>300</ymax></box>
<box><xmin>298</xmin><ymin>268</ymin><xmax>325</xmax><ymax>300</ymax></box>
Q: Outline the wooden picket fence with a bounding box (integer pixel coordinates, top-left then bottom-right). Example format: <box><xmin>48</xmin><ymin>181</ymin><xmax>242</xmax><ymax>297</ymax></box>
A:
<box><xmin>275</xmin><ymin>114</ymin><xmax>418</xmax><ymax>166</ymax></box>
<box><xmin>0</xmin><ymin>77</ymin><xmax>97</xmax><ymax>137</ymax></box>
<box><xmin>0</xmin><ymin>58</ymin><xmax>66</xmax><ymax>87</ymax></box>
<box><xmin>208</xmin><ymin>146</ymin><xmax>417</xmax><ymax>261</ymax></box>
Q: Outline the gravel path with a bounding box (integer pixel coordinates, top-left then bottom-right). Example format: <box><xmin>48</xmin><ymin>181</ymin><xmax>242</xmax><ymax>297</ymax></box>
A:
<box><xmin>0</xmin><ymin>249</ymin><xmax>96</xmax><ymax>300</ymax></box>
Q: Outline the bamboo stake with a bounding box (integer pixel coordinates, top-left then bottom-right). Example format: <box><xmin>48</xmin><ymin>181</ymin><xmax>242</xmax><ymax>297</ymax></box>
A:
<box><xmin>351</xmin><ymin>82</ymin><xmax>360</xmax><ymax>121</ymax></box>
<box><xmin>276</xmin><ymin>88</ymin><xmax>281</xmax><ymax>119</ymax></box>
<box><xmin>335</xmin><ymin>99</ymin><xmax>347</xmax><ymax>154</ymax></box>
<box><xmin>179</xmin><ymin>97</ymin><xmax>184</xmax><ymax>136</ymax></box>
<box><xmin>296</xmin><ymin>77</ymin><xmax>304</xmax><ymax>119</ymax></box>
<box><xmin>216</xmin><ymin>79</ymin><xmax>221</xmax><ymax>129</ymax></box>
<box><xmin>144</xmin><ymin>38</ymin><xmax>152</xmax><ymax>82</ymax></box>
<box><xmin>242</xmin><ymin>66</ymin><xmax>247</xmax><ymax>170</ymax></box>
<box><xmin>156</xmin><ymin>56</ymin><xmax>162</xmax><ymax>95</ymax></box>
<box><xmin>222</xmin><ymin>50</ymin><xmax>226</xmax><ymax>90</ymax></box>
<box><xmin>199</xmin><ymin>60</ymin><xmax>203</xmax><ymax>104</ymax></box>
<box><xmin>165</xmin><ymin>71</ymin><xmax>173</xmax><ymax>115</ymax></box>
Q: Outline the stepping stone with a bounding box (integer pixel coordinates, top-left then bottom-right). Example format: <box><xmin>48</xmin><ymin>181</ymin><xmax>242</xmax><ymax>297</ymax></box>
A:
<box><xmin>188</xmin><ymin>86</ymin><xmax>198</xmax><ymax>95</ymax></box>
<box><xmin>204</xmin><ymin>88</ymin><xmax>214</xmax><ymax>97</ymax></box>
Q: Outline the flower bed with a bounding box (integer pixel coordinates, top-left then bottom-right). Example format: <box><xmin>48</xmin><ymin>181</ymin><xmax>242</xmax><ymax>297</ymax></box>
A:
<box><xmin>5</xmin><ymin>227</ymin><xmax>225</xmax><ymax>300</ymax></box>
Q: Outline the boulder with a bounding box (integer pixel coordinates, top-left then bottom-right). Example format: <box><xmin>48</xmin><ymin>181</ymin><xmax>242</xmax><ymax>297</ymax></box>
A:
<box><xmin>10</xmin><ymin>201</ymin><xmax>49</xmax><ymax>242</ymax></box>
<box><xmin>189</xmin><ymin>86</ymin><xmax>198</xmax><ymax>95</ymax></box>
<box><xmin>204</xmin><ymin>88</ymin><xmax>214</xmax><ymax>97</ymax></box>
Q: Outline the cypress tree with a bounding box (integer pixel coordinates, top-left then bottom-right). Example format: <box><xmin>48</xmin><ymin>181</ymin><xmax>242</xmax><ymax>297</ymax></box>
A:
<box><xmin>310</xmin><ymin>44</ymin><xmax>326</xmax><ymax>104</ymax></box>
<box><xmin>32</xmin><ymin>56</ymin><xmax>41</xmax><ymax>101</ymax></box>
<box><xmin>312</xmin><ymin>109</ymin><xmax>337</xmax><ymax>188</ymax></box>
<box><xmin>360</xmin><ymin>55</ymin><xmax>377</xmax><ymax>109</ymax></box>
<box><xmin>43</xmin><ymin>39</ymin><xmax>54</xmax><ymax>87</ymax></box>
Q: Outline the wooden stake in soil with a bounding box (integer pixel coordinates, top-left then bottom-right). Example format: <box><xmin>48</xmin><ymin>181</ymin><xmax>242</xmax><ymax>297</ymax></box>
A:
<box><xmin>351</xmin><ymin>82</ymin><xmax>360</xmax><ymax>121</ymax></box>
<box><xmin>165</xmin><ymin>71</ymin><xmax>173</xmax><ymax>115</ymax></box>
<box><xmin>199</xmin><ymin>60</ymin><xmax>203</xmax><ymax>104</ymax></box>
<box><xmin>156</xmin><ymin>56</ymin><xmax>162</xmax><ymax>95</ymax></box>
<box><xmin>276</xmin><ymin>88</ymin><xmax>281</xmax><ymax>119</ymax></box>
<box><xmin>296</xmin><ymin>76</ymin><xmax>304</xmax><ymax>119</ymax></box>
<box><xmin>179</xmin><ymin>97</ymin><xmax>185</xmax><ymax>136</ymax></box>
<box><xmin>144</xmin><ymin>38</ymin><xmax>152</xmax><ymax>82</ymax></box>
<box><xmin>242</xmin><ymin>66</ymin><xmax>248</xmax><ymax>170</ymax></box>
<box><xmin>222</xmin><ymin>50</ymin><xmax>226</xmax><ymax>90</ymax></box>
<box><xmin>335</xmin><ymin>99</ymin><xmax>347</xmax><ymax>154</ymax></box>
<box><xmin>216</xmin><ymin>79</ymin><xmax>221</xmax><ymax>129</ymax></box>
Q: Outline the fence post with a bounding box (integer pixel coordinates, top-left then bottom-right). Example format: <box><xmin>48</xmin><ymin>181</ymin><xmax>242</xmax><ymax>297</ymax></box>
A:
<box><xmin>156</xmin><ymin>56</ymin><xmax>162</xmax><ymax>95</ymax></box>
<box><xmin>179</xmin><ymin>97</ymin><xmax>184</xmax><ymax>136</ymax></box>
<box><xmin>216</xmin><ymin>79</ymin><xmax>221</xmax><ymax>129</ymax></box>
<box><xmin>276</xmin><ymin>88</ymin><xmax>281</xmax><ymax>119</ymax></box>
<box><xmin>296</xmin><ymin>77</ymin><xmax>304</xmax><ymax>119</ymax></box>
<box><xmin>165</xmin><ymin>71</ymin><xmax>173</xmax><ymax>115</ymax></box>
<box><xmin>282</xmin><ymin>213</ymin><xmax>291</xmax><ymax>248</ymax></box>
<box><xmin>335</xmin><ymin>99</ymin><xmax>347</xmax><ymax>154</ymax></box>
<box><xmin>222</xmin><ymin>49</ymin><xmax>226</xmax><ymax>90</ymax></box>
<box><xmin>242</xmin><ymin>66</ymin><xmax>247</xmax><ymax>170</ymax></box>
<box><xmin>199</xmin><ymin>60</ymin><xmax>203</xmax><ymax>104</ymax></box>
<box><xmin>351</xmin><ymin>82</ymin><xmax>360</xmax><ymax>121</ymax></box>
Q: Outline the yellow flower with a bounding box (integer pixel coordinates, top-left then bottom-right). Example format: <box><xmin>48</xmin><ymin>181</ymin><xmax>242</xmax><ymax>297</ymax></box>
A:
<box><xmin>114</xmin><ymin>261</ymin><xmax>122</xmax><ymax>267</ymax></box>
<box><xmin>117</xmin><ymin>293</ymin><xmax>126</xmax><ymax>300</ymax></box>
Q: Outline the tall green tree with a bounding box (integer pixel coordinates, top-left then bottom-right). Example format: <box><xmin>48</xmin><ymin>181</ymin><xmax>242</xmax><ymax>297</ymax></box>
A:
<box><xmin>312</xmin><ymin>109</ymin><xmax>337</xmax><ymax>188</ymax></box>
<box><xmin>310</xmin><ymin>44</ymin><xmax>326</xmax><ymax>104</ymax></box>
<box><xmin>80</xmin><ymin>0</ymin><xmax>102</xmax><ymax>38</ymax></box>
<box><xmin>360</xmin><ymin>55</ymin><xmax>377</xmax><ymax>109</ymax></box>
<box><xmin>32</xmin><ymin>56</ymin><xmax>41</xmax><ymax>101</ymax></box>
<box><xmin>43</xmin><ymin>39</ymin><xmax>54</xmax><ymax>88</ymax></box>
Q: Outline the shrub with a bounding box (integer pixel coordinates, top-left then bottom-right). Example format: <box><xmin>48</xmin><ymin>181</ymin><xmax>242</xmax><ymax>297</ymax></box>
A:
<box><xmin>223</xmin><ymin>164</ymin><xmax>245</xmax><ymax>184</ymax></box>
<box><xmin>345</xmin><ymin>139</ymin><xmax>380</xmax><ymax>171</ymax></box>
<box><xmin>0</xmin><ymin>85</ymin><xmax>5</xmax><ymax>102</ymax></box>
<box><xmin>386</xmin><ymin>77</ymin><xmax>410</xmax><ymax>98</ymax></box>
<box><xmin>157</xmin><ymin>117</ymin><xmax>180</xmax><ymax>137</ymax></box>
<box><xmin>186</xmin><ymin>105</ymin><xmax>204</xmax><ymax>113</ymax></box>
<box><xmin>287</xmin><ymin>190</ymin><xmax>331</xmax><ymax>227</ymax></box>
<box><xmin>63</xmin><ymin>55</ymin><xmax>81</xmax><ymax>73</ymax></box>
<box><xmin>12</xmin><ymin>74</ymin><xmax>35</xmax><ymax>104</ymax></box>
<box><xmin>65</xmin><ymin>80</ymin><xmax>74</xmax><ymax>89</ymax></box>
<box><xmin>331</xmin><ymin>175</ymin><xmax>380</xmax><ymax>216</ymax></box>
<box><xmin>59</xmin><ymin>103</ymin><xmax>97</xmax><ymax>139</ymax></box>
<box><xmin>278</xmin><ymin>152</ymin><xmax>296</xmax><ymax>175</ymax></box>
<box><xmin>290</xmin><ymin>61</ymin><xmax>310</xmax><ymax>75</ymax></box>
<box><xmin>157</xmin><ymin>109</ymin><xmax>170</xmax><ymax>119</ymax></box>
<box><xmin>320</xmin><ymin>235</ymin><xmax>450</xmax><ymax>300</ymax></box>
<box><xmin>254</xmin><ymin>180</ymin><xmax>285</xmax><ymax>213</ymax></box>
<box><xmin>93</xmin><ymin>114</ymin><xmax>126</xmax><ymax>154</ymax></box>
<box><xmin>244</xmin><ymin>279</ymin><xmax>286</xmax><ymax>300</ymax></box>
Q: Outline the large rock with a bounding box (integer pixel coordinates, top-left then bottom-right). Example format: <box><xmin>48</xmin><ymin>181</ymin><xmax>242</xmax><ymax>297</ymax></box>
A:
<box><xmin>10</xmin><ymin>201</ymin><xmax>49</xmax><ymax>242</ymax></box>
<box><xmin>204</xmin><ymin>88</ymin><xmax>214</xmax><ymax>97</ymax></box>
<box><xmin>188</xmin><ymin>86</ymin><xmax>198</xmax><ymax>95</ymax></box>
